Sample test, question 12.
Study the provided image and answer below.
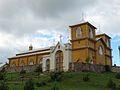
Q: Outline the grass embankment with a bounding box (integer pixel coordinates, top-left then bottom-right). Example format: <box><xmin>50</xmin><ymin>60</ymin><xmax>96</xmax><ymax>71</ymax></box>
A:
<box><xmin>4</xmin><ymin>72</ymin><xmax>120</xmax><ymax>90</ymax></box>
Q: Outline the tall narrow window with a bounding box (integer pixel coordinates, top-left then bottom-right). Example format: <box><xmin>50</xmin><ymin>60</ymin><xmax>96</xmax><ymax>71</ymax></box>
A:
<box><xmin>29</xmin><ymin>59</ymin><xmax>34</xmax><ymax>65</ymax></box>
<box><xmin>99</xmin><ymin>45</ymin><xmax>103</xmax><ymax>55</ymax></box>
<box><xmin>46</xmin><ymin>59</ymin><xmax>50</xmax><ymax>71</ymax></box>
<box><xmin>12</xmin><ymin>61</ymin><xmax>16</xmax><ymax>67</ymax></box>
<box><xmin>106</xmin><ymin>39</ymin><xmax>109</xmax><ymax>47</ymax></box>
<box><xmin>90</xmin><ymin>27</ymin><xmax>93</xmax><ymax>39</ymax></box>
<box><xmin>20</xmin><ymin>60</ymin><xmax>25</xmax><ymax>66</ymax></box>
<box><xmin>76</xmin><ymin>27</ymin><xmax>82</xmax><ymax>38</ymax></box>
<box><xmin>39</xmin><ymin>58</ymin><xmax>42</xmax><ymax>64</ymax></box>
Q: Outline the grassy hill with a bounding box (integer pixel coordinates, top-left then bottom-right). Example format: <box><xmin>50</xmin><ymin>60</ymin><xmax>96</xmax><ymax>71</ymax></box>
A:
<box><xmin>1</xmin><ymin>71</ymin><xmax>120</xmax><ymax>90</ymax></box>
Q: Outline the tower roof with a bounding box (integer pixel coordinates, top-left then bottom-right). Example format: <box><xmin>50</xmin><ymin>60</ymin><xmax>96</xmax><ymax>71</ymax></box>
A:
<box><xmin>69</xmin><ymin>21</ymin><xmax>97</xmax><ymax>29</ymax></box>
<box><xmin>96</xmin><ymin>33</ymin><xmax>111</xmax><ymax>39</ymax></box>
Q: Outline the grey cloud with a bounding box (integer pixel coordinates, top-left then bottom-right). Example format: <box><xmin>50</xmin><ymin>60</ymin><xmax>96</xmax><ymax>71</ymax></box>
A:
<box><xmin>0</xmin><ymin>47</ymin><xmax>17</xmax><ymax>63</ymax></box>
<box><xmin>0</xmin><ymin>0</ymin><xmax>97</xmax><ymax>37</ymax></box>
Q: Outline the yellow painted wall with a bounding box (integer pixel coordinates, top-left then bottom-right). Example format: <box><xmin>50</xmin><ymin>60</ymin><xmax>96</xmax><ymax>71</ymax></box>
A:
<box><xmin>96</xmin><ymin>35</ymin><xmax>111</xmax><ymax>48</ymax></box>
<box><xmin>105</xmin><ymin>48</ymin><xmax>111</xmax><ymax>56</ymax></box>
<box><xmin>72</xmin><ymin>39</ymin><xmax>87</xmax><ymax>49</ymax></box>
<box><xmin>19</xmin><ymin>57</ymin><xmax>28</xmax><ymax>66</ymax></box>
<box><xmin>88</xmin><ymin>40</ymin><xmax>95</xmax><ymax>49</ymax></box>
<box><xmin>88</xmin><ymin>49</ymin><xmax>96</xmax><ymax>63</ymax></box>
<box><xmin>28</xmin><ymin>55</ymin><xmax>36</xmax><ymax>65</ymax></box>
<box><xmin>71</xmin><ymin>24</ymin><xmax>88</xmax><ymax>40</ymax></box>
<box><xmin>96</xmin><ymin>41</ymin><xmax>106</xmax><ymax>65</ymax></box>
<box><xmin>71</xmin><ymin>23</ymin><xmax>96</xmax><ymax>64</ymax></box>
<box><xmin>106</xmin><ymin>56</ymin><xmax>112</xmax><ymax>66</ymax></box>
<box><xmin>9</xmin><ymin>59</ymin><xmax>19</xmax><ymax>67</ymax></box>
<box><xmin>37</xmin><ymin>55</ymin><xmax>43</xmax><ymax>64</ymax></box>
<box><xmin>72</xmin><ymin>49</ymin><xmax>88</xmax><ymax>63</ymax></box>
<box><xmin>9</xmin><ymin>53</ymin><xmax>49</xmax><ymax>67</ymax></box>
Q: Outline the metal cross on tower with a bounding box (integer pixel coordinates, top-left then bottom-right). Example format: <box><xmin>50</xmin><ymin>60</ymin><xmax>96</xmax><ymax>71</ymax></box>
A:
<box><xmin>59</xmin><ymin>34</ymin><xmax>62</xmax><ymax>42</ymax></box>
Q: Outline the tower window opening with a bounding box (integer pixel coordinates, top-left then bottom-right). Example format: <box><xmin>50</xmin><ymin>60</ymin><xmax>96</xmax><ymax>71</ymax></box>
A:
<box><xmin>99</xmin><ymin>45</ymin><xmax>103</xmax><ymax>55</ymax></box>
<box><xmin>90</xmin><ymin>27</ymin><xmax>93</xmax><ymax>39</ymax></box>
<box><xmin>76</xmin><ymin>27</ymin><xmax>82</xmax><ymax>38</ymax></box>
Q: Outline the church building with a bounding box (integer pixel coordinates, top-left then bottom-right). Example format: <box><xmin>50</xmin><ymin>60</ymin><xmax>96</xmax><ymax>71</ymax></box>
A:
<box><xmin>8</xmin><ymin>21</ymin><xmax>112</xmax><ymax>72</ymax></box>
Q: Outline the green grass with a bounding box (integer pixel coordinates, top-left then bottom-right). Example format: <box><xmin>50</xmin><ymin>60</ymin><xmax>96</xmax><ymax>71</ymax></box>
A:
<box><xmin>3</xmin><ymin>71</ymin><xmax>120</xmax><ymax>90</ymax></box>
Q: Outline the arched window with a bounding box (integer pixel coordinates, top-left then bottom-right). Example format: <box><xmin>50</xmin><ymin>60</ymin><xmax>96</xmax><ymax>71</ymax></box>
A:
<box><xmin>55</xmin><ymin>50</ymin><xmax>63</xmax><ymax>71</ymax></box>
<box><xmin>29</xmin><ymin>59</ymin><xmax>34</xmax><ymax>65</ymax></box>
<box><xmin>46</xmin><ymin>59</ymin><xmax>50</xmax><ymax>71</ymax></box>
<box><xmin>90</xmin><ymin>27</ymin><xmax>93</xmax><ymax>39</ymax></box>
<box><xmin>20</xmin><ymin>60</ymin><xmax>25</xmax><ymax>66</ymax></box>
<box><xmin>12</xmin><ymin>61</ymin><xmax>16</xmax><ymax>67</ymax></box>
<box><xmin>99</xmin><ymin>45</ymin><xmax>103</xmax><ymax>55</ymax></box>
<box><xmin>106</xmin><ymin>39</ymin><xmax>109</xmax><ymax>47</ymax></box>
<box><xmin>76</xmin><ymin>27</ymin><xmax>82</xmax><ymax>38</ymax></box>
<box><xmin>39</xmin><ymin>58</ymin><xmax>42</xmax><ymax>64</ymax></box>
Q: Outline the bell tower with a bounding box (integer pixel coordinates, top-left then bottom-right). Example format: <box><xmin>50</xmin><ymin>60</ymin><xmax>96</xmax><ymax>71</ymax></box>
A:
<box><xmin>69</xmin><ymin>22</ymin><xmax>97</xmax><ymax>63</ymax></box>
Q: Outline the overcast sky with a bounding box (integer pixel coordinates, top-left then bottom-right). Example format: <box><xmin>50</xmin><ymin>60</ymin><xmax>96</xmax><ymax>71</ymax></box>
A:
<box><xmin>0</xmin><ymin>0</ymin><xmax>120</xmax><ymax>65</ymax></box>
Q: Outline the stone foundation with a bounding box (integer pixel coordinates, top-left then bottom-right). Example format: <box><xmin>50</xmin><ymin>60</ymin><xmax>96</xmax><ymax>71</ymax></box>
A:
<box><xmin>70</xmin><ymin>62</ymin><xmax>105</xmax><ymax>73</ymax></box>
<box><xmin>112</xmin><ymin>66</ymin><xmax>120</xmax><ymax>72</ymax></box>
<box><xmin>5</xmin><ymin>65</ymin><xmax>39</xmax><ymax>73</ymax></box>
<box><xmin>5</xmin><ymin>62</ymin><xmax>106</xmax><ymax>73</ymax></box>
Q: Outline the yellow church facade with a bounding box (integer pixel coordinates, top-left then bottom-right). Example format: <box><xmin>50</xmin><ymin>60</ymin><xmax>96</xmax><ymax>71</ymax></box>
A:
<box><xmin>8</xmin><ymin>21</ymin><xmax>112</xmax><ymax>72</ymax></box>
<box><xmin>70</xmin><ymin>22</ymin><xmax>112</xmax><ymax>66</ymax></box>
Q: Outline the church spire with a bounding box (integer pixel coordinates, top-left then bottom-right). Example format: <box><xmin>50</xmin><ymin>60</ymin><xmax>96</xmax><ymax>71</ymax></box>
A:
<box><xmin>29</xmin><ymin>44</ymin><xmax>33</xmax><ymax>51</ymax></box>
<box><xmin>96</xmin><ymin>24</ymin><xmax>103</xmax><ymax>35</ymax></box>
<box><xmin>81</xmin><ymin>12</ymin><xmax>85</xmax><ymax>22</ymax></box>
<box><xmin>80</xmin><ymin>12</ymin><xmax>86</xmax><ymax>23</ymax></box>
<box><xmin>59</xmin><ymin>34</ymin><xmax>62</xmax><ymax>42</ymax></box>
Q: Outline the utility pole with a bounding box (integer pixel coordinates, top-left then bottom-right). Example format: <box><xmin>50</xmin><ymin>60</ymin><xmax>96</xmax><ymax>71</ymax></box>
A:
<box><xmin>119</xmin><ymin>46</ymin><xmax>120</xmax><ymax>59</ymax></box>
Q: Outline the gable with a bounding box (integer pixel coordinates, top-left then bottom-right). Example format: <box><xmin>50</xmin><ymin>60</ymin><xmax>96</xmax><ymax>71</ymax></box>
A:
<box><xmin>51</xmin><ymin>42</ymin><xmax>65</xmax><ymax>53</ymax></box>
<box><xmin>96</xmin><ymin>38</ymin><xmax>107</xmax><ymax>47</ymax></box>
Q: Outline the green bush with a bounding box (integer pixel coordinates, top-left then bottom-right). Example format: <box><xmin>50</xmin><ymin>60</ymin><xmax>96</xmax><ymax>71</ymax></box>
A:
<box><xmin>50</xmin><ymin>71</ymin><xmax>63</xmax><ymax>82</ymax></box>
<box><xmin>0</xmin><ymin>71</ymin><xmax>5</xmax><ymax>80</ymax></box>
<box><xmin>106</xmin><ymin>79</ymin><xmax>116</xmax><ymax>89</ymax></box>
<box><xmin>51</xmin><ymin>83</ymin><xmax>59</xmax><ymax>90</ymax></box>
<box><xmin>24</xmin><ymin>78</ymin><xmax>35</xmax><ymax>90</ymax></box>
<box><xmin>0</xmin><ymin>81</ymin><xmax>9</xmax><ymax>90</ymax></box>
<box><xmin>20</xmin><ymin>69</ymin><xmax>26</xmax><ymax>74</ymax></box>
<box><xmin>117</xmin><ymin>85</ymin><xmax>120</xmax><ymax>90</ymax></box>
<box><xmin>36</xmin><ymin>81</ymin><xmax>46</xmax><ymax>87</ymax></box>
<box><xmin>115</xmin><ymin>73</ymin><xmax>120</xmax><ymax>79</ymax></box>
<box><xmin>83</xmin><ymin>74</ymin><xmax>90</xmax><ymax>82</ymax></box>
<box><xmin>85</xmin><ymin>57</ymin><xmax>91</xmax><ymax>64</ymax></box>
<box><xmin>104</xmin><ymin>65</ymin><xmax>111</xmax><ymax>72</ymax></box>
<box><xmin>34</xmin><ymin>65</ymin><xmax>43</xmax><ymax>75</ymax></box>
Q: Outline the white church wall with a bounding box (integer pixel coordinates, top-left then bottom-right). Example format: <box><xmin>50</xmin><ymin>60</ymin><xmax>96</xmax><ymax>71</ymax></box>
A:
<box><xmin>50</xmin><ymin>42</ymin><xmax>72</xmax><ymax>72</ymax></box>
<box><xmin>42</xmin><ymin>55</ymin><xmax>50</xmax><ymax>72</ymax></box>
<box><xmin>50</xmin><ymin>53</ymin><xmax>55</xmax><ymax>71</ymax></box>
<box><xmin>64</xmin><ymin>44</ymin><xmax>72</xmax><ymax>71</ymax></box>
